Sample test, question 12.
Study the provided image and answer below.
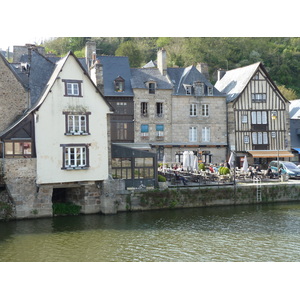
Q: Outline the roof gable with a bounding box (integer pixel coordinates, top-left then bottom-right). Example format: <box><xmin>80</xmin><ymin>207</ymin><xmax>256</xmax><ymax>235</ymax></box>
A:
<box><xmin>97</xmin><ymin>56</ymin><xmax>133</xmax><ymax>97</ymax></box>
<box><xmin>168</xmin><ymin>65</ymin><xmax>223</xmax><ymax>96</ymax></box>
<box><xmin>130</xmin><ymin>68</ymin><xmax>172</xmax><ymax>90</ymax></box>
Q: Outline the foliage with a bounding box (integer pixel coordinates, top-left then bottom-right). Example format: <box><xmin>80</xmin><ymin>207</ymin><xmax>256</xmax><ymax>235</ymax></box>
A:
<box><xmin>198</xmin><ymin>163</ymin><xmax>206</xmax><ymax>171</ymax></box>
<box><xmin>52</xmin><ymin>202</ymin><xmax>81</xmax><ymax>216</ymax></box>
<box><xmin>219</xmin><ymin>167</ymin><xmax>230</xmax><ymax>175</ymax></box>
<box><xmin>0</xmin><ymin>201</ymin><xmax>14</xmax><ymax>221</ymax></box>
<box><xmin>42</xmin><ymin>37</ymin><xmax>300</xmax><ymax>97</ymax></box>
<box><xmin>277</xmin><ymin>85</ymin><xmax>298</xmax><ymax>100</ymax></box>
<box><xmin>115</xmin><ymin>40</ymin><xmax>143</xmax><ymax>67</ymax></box>
<box><xmin>158</xmin><ymin>175</ymin><xmax>167</xmax><ymax>182</ymax></box>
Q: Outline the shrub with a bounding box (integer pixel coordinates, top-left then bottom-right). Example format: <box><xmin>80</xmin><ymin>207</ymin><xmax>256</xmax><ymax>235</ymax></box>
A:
<box><xmin>52</xmin><ymin>202</ymin><xmax>82</xmax><ymax>216</ymax></box>
<box><xmin>219</xmin><ymin>167</ymin><xmax>230</xmax><ymax>175</ymax></box>
<box><xmin>198</xmin><ymin>163</ymin><xmax>205</xmax><ymax>171</ymax></box>
<box><xmin>158</xmin><ymin>175</ymin><xmax>167</xmax><ymax>182</ymax></box>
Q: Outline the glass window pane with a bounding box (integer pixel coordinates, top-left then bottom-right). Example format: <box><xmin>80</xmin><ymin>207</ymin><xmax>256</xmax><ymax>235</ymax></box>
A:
<box><xmin>122</xmin><ymin>158</ymin><xmax>131</xmax><ymax>167</ymax></box>
<box><xmin>5</xmin><ymin>142</ymin><xmax>13</xmax><ymax>155</ymax></box>
<box><xmin>23</xmin><ymin>142</ymin><xmax>31</xmax><ymax>155</ymax></box>
<box><xmin>135</xmin><ymin>158</ymin><xmax>144</xmax><ymax>167</ymax></box>
<box><xmin>14</xmin><ymin>143</ymin><xmax>23</xmax><ymax>155</ymax></box>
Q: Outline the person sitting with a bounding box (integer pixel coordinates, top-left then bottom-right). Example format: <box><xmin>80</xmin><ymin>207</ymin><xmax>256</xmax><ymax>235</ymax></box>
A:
<box><xmin>175</xmin><ymin>171</ymin><xmax>188</xmax><ymax>185</ymax></box>
<box><xmin>267</xmin><ymin>166</ymin><xmax>275</xmax><ymax>178</ymax></box>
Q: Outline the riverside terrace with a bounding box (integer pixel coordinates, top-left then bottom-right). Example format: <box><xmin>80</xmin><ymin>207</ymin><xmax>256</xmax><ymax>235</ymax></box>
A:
<box><xmin>158</xmin><ymin>166</ymin><xmax>288</xmax><ymax>188</ymax></box>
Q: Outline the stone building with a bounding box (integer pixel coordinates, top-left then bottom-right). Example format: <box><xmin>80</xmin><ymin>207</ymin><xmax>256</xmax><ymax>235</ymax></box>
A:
<box><xmin>131</xmin><ymin>50</ymin><xmax>173</xmax><ymax>161</ymax></box>
<box><xmin>0</xmin><ymin>52</ymin><xmax>28</xmax><ymax>132</ymax></box>
<box><xmin>0</xmin><ymin>49</ymin><xmax>115</xmax><ymax>218</ymax></box>
<box><xmin>130</xmin><ymin>49</ymin><xmax>227</xmax><ymax>165</ymax></box>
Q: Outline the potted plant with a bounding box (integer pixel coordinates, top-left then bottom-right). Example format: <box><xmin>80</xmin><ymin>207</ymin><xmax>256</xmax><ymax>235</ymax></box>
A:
<box><xmin>158</xmin><ymin>174</ymin><xmax>168</xmax><ymax>190</ymax></box>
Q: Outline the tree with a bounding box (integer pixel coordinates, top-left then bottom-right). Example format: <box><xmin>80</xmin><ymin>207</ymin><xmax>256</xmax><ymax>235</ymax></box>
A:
<box><xmin>115</xmin><ymin>40</ymin><xmax>142</xmax><ymax>67</ymax></box>
<box><xmin>277</xmin><ymin>85</ymin><xmax>298</xmax><ymax>100</ymax></box>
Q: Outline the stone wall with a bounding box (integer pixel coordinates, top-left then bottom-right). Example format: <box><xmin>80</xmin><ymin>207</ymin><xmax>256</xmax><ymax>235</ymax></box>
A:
<box><xmin>3</xmin><ymin>158</ymin><xmax>53</xmax><ymax>218</ymax></box>
<box><xmin>0</xmin><ymin>55</ymin><xmax>28</xmax><ymax>132</ymax></box>
<box><xmin>114</xmin><ymin>183</ymin><xmax>300</xmax><ymax>213</ymax></box>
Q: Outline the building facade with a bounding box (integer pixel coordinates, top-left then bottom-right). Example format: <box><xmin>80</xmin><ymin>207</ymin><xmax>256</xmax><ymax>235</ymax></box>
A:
<box><xmin>215</xmin><ymin>62</ymin><xmax>292</xmax><ymax>168</ymax></box>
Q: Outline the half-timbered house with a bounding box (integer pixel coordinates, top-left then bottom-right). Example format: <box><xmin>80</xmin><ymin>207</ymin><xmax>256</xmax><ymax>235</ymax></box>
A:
<box><xmin>215</xmin><ymin>62</ymin><xmax>292</xmax><ymax>168</ymax></box>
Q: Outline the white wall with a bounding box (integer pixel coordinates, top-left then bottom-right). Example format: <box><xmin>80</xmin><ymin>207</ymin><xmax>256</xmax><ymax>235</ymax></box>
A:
<box><xmin>35</xmin><ymin>54</ymin><xmax>111</xmax><ymax>184</ymax></box>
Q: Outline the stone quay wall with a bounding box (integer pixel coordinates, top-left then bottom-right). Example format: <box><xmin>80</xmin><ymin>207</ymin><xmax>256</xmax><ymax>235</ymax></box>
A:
<box><xmin>113</xmin><ymin>183</ymin><xmax>300</xmax><ymax>213</ymax></box>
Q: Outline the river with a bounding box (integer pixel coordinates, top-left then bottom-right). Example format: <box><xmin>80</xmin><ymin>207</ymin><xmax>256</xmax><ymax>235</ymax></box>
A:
<box><xmin>1</xmin><ymin>202</ymin><xmax>300</xmax><ymax>262</ymax></box>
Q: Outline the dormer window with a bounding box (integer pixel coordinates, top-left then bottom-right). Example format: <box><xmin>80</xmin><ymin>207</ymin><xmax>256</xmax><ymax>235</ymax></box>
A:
<box><xmin>184</xmin><ymin>84</ymin><xmax>193</xmax><ymax>95</ymax></box>
<box><xmin>148</xmin><ymin>82</ymin><xmax>156</xmax><ymax>94</ymax></box>
<box><xmin>193</xmin><ymin>81</ymin><xmax>204</xmax><ymax>96</ymax></box>
<box><xmin>208</xmin><ymin>86</ymin><xmax>213</xmax><ymax>96</ymax></box>
<box><xmin>114</xmin><ymin>76</ymin><xmax>125</xmax><ymax>92</ymax></box>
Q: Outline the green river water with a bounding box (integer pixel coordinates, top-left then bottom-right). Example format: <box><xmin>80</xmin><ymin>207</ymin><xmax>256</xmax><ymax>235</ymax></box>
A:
<box><xmin>1</xmin><ymin>202</ymin><xmax>300</xmax><ymax>262</ymax></box>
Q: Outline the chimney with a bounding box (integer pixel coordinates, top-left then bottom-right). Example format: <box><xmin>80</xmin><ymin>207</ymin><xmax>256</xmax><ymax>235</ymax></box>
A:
<box><xmin>85</xmin><ymin>41</ymin><xmax>96</xmax><ymax>71</ymax></box>
<box><xmin>91</xmin><ymin>59</ymin><xmax>104</xmax><ymax>92</ymax></box>
<box><xmin>196</xmin><ymin>63</ymin><xmax>209</xmax><ymax>80</ymax></box>
<box><xmin>217</xmin><ymin>69</ymin><xmax>226</xmax><ymax>81</ymax></box>
<box><xmin>157</xmin><ymin>48</ymin><xmax>167</xmax><ymax>75</ymax></box>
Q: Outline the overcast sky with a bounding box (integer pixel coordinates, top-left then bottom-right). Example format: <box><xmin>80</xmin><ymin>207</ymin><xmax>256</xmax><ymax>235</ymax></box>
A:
<box><xmin>0</xmin><ymin>2</ymin><xmax>296</xmax><ymax>51</ymax></box>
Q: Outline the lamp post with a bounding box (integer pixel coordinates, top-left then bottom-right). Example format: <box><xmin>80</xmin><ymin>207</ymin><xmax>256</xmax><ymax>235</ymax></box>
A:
<box><xmin>271</xmin><ymin>111</ymin><xmax>280</xmax><ymax>175</ymax></box>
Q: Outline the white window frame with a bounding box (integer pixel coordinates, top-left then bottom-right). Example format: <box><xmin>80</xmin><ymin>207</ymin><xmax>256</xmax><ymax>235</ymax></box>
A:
<box><xmin>241</xmin><ymin>115</ymin><xmax>248</xmax><ymax>123</ymax></box>
<box><xmin>190</xmin><ymin>104</ymin><xmax>197</xmax><ymax>116</ymax></box>
<box><xmin>252</xmin><ymin>132</ymin><xmax>268</xmax><ymax>145</ymax></box>
<box><xmin>67</xmin><ymin>82</ymin><xmax>79</xmax><ymax>96</ymax></box>
<box><xmin>68</xmin><ymin>115</ymin><xmax>87</xmax><ymax>134</ymax></box>
<box><xmin>202</xmin><ymin>127</ymin><xmax>210</xmax><ymax>142</ymax></box>
<box><xmin>251</xmin><ymin>111</ymin><xmax>267</xmax><ymax>124</ymax></box>
<box><xmin>189</xmin><ymin>126</ymin><xmax>197</xmax><ymax>142</ymax></box>
<box><xmin>61</xmin><ymin>144</ymin><xmax>89</xmax><ymax>169</ymax></box>
<box><xmin>244</xmin><ymin>135</ymin><xmax>250</xmax><ymax>144</ymax></box>
<box><xmin>185</xmin><ymin>85</ymin><xmax>193</xmax><ymax>95</ymax></box>
<box><xmin>202</xmin><ymin>104</ymin><xmax>209</xmax><ymax>117</ymax></box>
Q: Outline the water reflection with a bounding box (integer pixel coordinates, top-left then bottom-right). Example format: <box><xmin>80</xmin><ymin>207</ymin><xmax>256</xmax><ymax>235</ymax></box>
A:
<box><xmin>1</xmin><ymin>202</ymin><xmax>300</xmax><ymax>261</ymax></box>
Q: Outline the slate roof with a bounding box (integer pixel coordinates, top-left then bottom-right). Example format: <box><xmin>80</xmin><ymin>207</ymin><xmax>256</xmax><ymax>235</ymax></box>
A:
<box><xmin>96</xmin><ymin>56</ymin><xmax>133</xmax><ymax>97</ymax></box>
<box><xmin>167</xmin><ymin>65</ymin><xmax>223</xmax><ymax>96</ymax></box>
<box><xmin>214</xmin><ymin>62</ymin><xmax>261</xmax><ymax>103</ymax></box>
<box><xmin>130</xmin><ymin>68</ymin><xmax>173</xmax><ymax>90</ymax></box>
<box><xmin>289</xmin><ymin>99</ymin><xmax>300</xmax><ymax>119</ymax></box>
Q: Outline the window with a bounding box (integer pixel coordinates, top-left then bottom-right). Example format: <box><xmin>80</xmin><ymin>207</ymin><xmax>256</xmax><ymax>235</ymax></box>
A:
<box><xmin>112</xmin><ymin>158</ymin><xmax>132</xmax><ymax>179</ymax></box>
<box><xmin>251</xmin><ymin>111</ymin><xmax>267</xmax><ymax>124</ymax></box>
<box><xmin>116</xmin><ymin>123</ymin><xmax>128</xmax><ymax>140</ymax></box>
<box><xmin>202</xmin><ymin>104</ymin><xmax>209</xmax><ymax>117</ymax></box>
<box><xmin>4</xmin><ymin>141</ymin><xmax>32</xmax><ymax>158</ymax></box>
<box><xmin>156</xmin><ymin>124</ymin><xmax>164</xmax><ymax>138</ymax></box>
<box><xmin>253</xmin><ymin>72</ymin><xmax>259</xmax><ymax>80</ymax></box>
<box><xmin>63</xmin><ymin>112</ymin><xmax>91</xmax><ymax>135</ymax></box>
<box><xmin>62</xmin><ymin>79</ymin><xmax>83</xmax><ymax>97</ymax></box>
<box><xmin>116</xmin><ymin>102</ymin><xmax>128</xmax><ymax>114</ymax></box>
<box><xmin>114</xmin><ymin>76</ymin><xmax>125</xmax><ymax>92</ymax></box>
<box><xmin>148</xmin><ymin>82</ymin><xmax>156</xmax><ymax>94</ymax></box>
<box><xmin>252</xmin><ymin>132</ymin><xmax>268</xmax><ymax>145</ymax></box>
<box><xmin>244</xmin><ymin>135</ymin><xmax>250</xmax><ymax>144</ymax></box>
<box><xmin>208</xmin><ymin>86</ymin><xmax>213</xmax><ymax>96</ymax></box>
<box><xmin>156</xmin><ymin>102</ymin><xmax>163</xmax><ymax>117</ymax></box>
<box><xmin>202</xmin><ymin>127</ymin><xmax>210</xmax><ymax>142</ymax></box>
<box><xmin>190</xmin><ymin>104</ymin><xmax>197</xmax><ymax>116</ymax></box>
<box><xmin>141</xmin><ymin>102</ymin><xmax>148</xmax><ymax>117</ymax></box>
<box><xmin>252</xmin><ymin>93</ymin><xmax>266</xmax><ymax>102</ymax></box>
<box><xmin>241</xmin><ymin>115</ymin><xmax>248</xmax><ymax>123</ymax></box>
<box><xmin>141</xmin><ymin>124</ymin><xmax>149</xmax><ymax>138</ymax></box>
<box><xmin>60</xmin><ymin>144</ymin><xmax>89</xmax><ymax>169</ymax></box>
<box><xmin>185</xmin><ymin>85</ymin><xmax>193</xmax><ymax>95</ymax></box>
<box><xmin>189</xmin><ymin>127</ymin><xmax>197</xmax><ymax>142</ymax></box>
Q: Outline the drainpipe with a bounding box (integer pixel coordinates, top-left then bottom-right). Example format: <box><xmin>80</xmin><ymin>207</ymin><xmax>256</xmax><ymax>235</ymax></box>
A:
<box><xmin>0</xmin><ymin>141</ymin><xmax>5</xmax><ymax>178</ymax></box>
